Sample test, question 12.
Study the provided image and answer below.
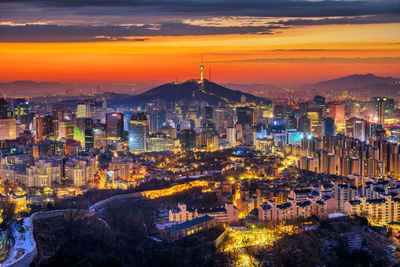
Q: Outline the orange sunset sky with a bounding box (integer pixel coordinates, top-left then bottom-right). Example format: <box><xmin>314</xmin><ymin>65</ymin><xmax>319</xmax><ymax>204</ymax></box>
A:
<box><xmin>1</xmin><ymin>1</ymin><xmax>400</xmax><ymax>86</ymax></box>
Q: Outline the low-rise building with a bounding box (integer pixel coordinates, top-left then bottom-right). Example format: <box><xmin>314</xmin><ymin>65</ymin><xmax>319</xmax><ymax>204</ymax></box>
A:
<box><xmin>65</xmin><ymin>156</ymin><xmax>97</xmax><ymax>186</ymax></box>
<box><xmin>161</xmin><ymin>215</ymin><xmax>215</xmax><ymax>241</ymax></box>
<box><xmin>259</xmin><ymin>197</ymin><xmax>326</xmax><ymax>222</ymax></box>
<box><xmin>169</xmin><ymin>203</ymin><xmax>239</xmax><ymax>224</ymax></box>
<box><xmin>344</xmin><ymin>195</ymin><xmax>400</xmax><ymax>225</ymax></box>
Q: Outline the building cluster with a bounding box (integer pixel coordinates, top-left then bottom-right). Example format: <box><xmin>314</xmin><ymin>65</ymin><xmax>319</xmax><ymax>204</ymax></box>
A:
<box><xmin>1</xmin><ymin>80</ymin><xmax>400</xmax><ymax>231</ymax></box>
<box><xmin>168</xmin><ymin>203</ymin><xmax>239</xmax><ymax>225</ymax></box>
<box><xmin>0</xmin><ymin>92</ymin><xmax>398</xmax><ymax>159</ymax></box>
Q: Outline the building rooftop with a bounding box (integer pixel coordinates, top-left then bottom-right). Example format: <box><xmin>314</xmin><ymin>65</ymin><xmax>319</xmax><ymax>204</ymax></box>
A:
<box><xmin>277</xmin><ymin>202</ymin><xmax>291</xmax><ymax>209</ymax></box>
<box><xmin>366</xmin><ymin>198</ymin><xmax>386</xmax><ymax>204</ymax></box>
<box><xmin>297</xmin><ymin>200</ymin><xmax>312</xmax><ymax>207</ymax></box>
<box><xmin>166</xmin><ymin>215</ymin><xmax>214</xmax><ymax>233</ymax></box>
<box><xmin>348</xmin><ymin>200</ymin><xmax>362</xmax><ymax>205</ymax></box>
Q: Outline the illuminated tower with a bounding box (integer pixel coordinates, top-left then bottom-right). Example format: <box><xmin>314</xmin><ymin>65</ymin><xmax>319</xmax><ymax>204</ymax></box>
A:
<box><xmin>377</xmin><ymin>97</ymin><xmax>386</xmax><ymax>125</ymax></box>
<box><xmin>200</xmin><ymin>64</ymin><xmax>204</xmax><ymax>81</ymax></box>
<box><xmin>129</xmin><ymin>112</ymin><xmax>149</xmax><ymax>152</ymax></box>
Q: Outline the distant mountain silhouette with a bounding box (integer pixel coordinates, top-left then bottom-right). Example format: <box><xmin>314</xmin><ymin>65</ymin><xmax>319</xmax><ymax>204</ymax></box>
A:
<box><xmin>0</xmin><ymin>80</ymin><xmax>150</xmax><ymax>97</ymax></box>
<box><xmin>0</xmin><ymin>80</ymin><xmax>71</xmax><ymax>97</ymax></box>
<box><xmin>310</xmin><ymin>73</ymin><xmax>399</xmax><ymax>89</ymax></box>
<box><xmin>296</xmin><ymin>73</ymin><xmax>400</xmax><ymax>99</ymax></box>
<box><xmin>111</xmin><ymin>79</ymin><xmax>268</xmax><ymax>106</ymax></box>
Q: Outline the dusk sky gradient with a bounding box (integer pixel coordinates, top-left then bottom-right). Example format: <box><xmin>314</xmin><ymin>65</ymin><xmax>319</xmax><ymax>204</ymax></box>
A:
<box><xmin>1</xmin><ymin>0</ymin><xmax>400</xmax><ymax>86</ymax></box>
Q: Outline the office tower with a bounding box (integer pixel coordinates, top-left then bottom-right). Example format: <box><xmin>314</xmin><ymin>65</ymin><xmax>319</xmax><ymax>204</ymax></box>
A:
<box><xmin>52</xmin><ymin>107</ymin><xmax>72</xmax><ymax>121</ymax></box>
<box><xmin>180</xmin><ymin>129</ymin><xmax>196</xmax><ymax>152</ymax></box>
<box><xmin>298</xmin><ymin>115</ymin><xmax>311</xmax><ymax>134</ymax></box>
<box><xmin>353</xmin><ymin>118</ymin><xmax>366</xmax><ymax>142</ymax></box>
<box><xmin>322</xmin><ymin>117</ymin><xmax>336</xmax><ymax>137</ymax></box>
<box><xmin>106</xmin><ymin>113</ymin><xmax>124</xmax><ymax>140</ymax></box>
<box><xmin>10</xmin><ymin>98</ymin><xmax>32</xmax><ymax>121</ymax></box>
<box><xmin>204</xmin><ymin>106</ymin><xmax>213</xmax><ymax>123</ymax></box>
<box><xmin>0</xmin><ymin>98</ymin><xmax>8</xmax><ymax>119</ymax></box>
<box><xmin>227</xmin><ymin>127</ymin><xmax>236</xmax><ymax>148</ymax></box>
<box><xmin>307</xmin><ymin>108</ymin><xmax>322</xmax><ymax>137</ymax></box>
<box><xmin>149</xmin><ymin>109</ymin><xmax>166</xmax><ymax>133</ymax></box>
<box><xmin>0</xmin><ymin>119</ymin><xmax>17</xmax><ymax>140</ymax></box>
<box><xmin>52</xmin><ymin>107</ymin><xmax>72</xmax><ymax>139</ymax></box>
<box><xmin>129</xmin><ymin>112</ymin><xmax>149</xmax><ymax>152</ymax></box>
<box><xmin>74</xmin><ymin>118</ymin><xmax>93</xmax><ymax>149</ymax></box>
<box><xmin>147</xmin><ymin>132</ymin><xmax>174</xmax><ymax>152</ymax></box>
<box><xmin>159</xmin><ymin>125</ymin><xmax>177</xmax><ymax>139</ymax></box>
<box><xmin>273</xmin><ymin>104</ymin><xmax>285</xmax><ymax>124</ymax></box>
<box><xmin>84</xmin><ymin>128</ymin><xmax>94</xmax><ymax>150</ymax></box>
<box><xmin>36</xmin><ymin>115</ymin><xmax>54</xmax><ymax>141</ymax></box>
<box><xmin>123</xmin><ymin>111</ymin><xmax>133</xmax><ymax>132</ymax></box>
<box><xmin>345</xmin><ymin>117</ymin><xmax>356</xmax><ymax>138</ymax></box>
<box><xmin>197</xmin><ymin>132</ymin><xmax>217</xmax><ymax>151</ymax></box>
<box><xmin>236</xmin><ymin>107</ymin><xmax>253</xmax><ymax>130</ymax></box>
<box><xmin>93</xmin><ymin>123</ymin><xmax>106</xmax><ymax>149</ymax></box>
<box><xmin>385</xmin><ymin>98</ymin><xmax>395</xmax><ymax>119</ymax></box>
<box><xmin>214</xmin><ymin>107</ymin><xmax>225</xmax><ymax>130</ymax></box>
<box><xmin>58</xmin><ymin>121</ymin><xmax>75</xmax><ymax>140</ymax></box>
<box><xmin>376</xmin><ymin>97</ymin><xmax>386</xmax><ymax>125</ymax></box>
<box><xmin>287</xmin><ymin>116</ymin><xmax>297</xmax><ymax>130</ymax></box>
<box><xmin>76</xmin><ymin>103</ymin><xmax>91</xmax><ymax>118</ymax></box>
<box><xmin>202</xmin><ymin>106</ymin><xmax>215</xmax><ymax>133</ymax></box>
<box><xmin>328</xmin><ymin>102</ymin><xmax>345</xmax><ymax>128</ymax></box>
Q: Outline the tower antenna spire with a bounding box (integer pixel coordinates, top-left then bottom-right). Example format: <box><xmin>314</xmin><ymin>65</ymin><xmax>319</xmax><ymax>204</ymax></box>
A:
<box><xmin>200</xmin><ymin>53</ymin><xmax>204</xmax><ymax>81</ymax></box>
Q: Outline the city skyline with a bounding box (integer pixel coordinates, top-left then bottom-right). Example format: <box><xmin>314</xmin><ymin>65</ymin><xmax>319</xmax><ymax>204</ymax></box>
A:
<box><xmin>2</xmin><ymin>1</ymin><xmax>400</xmax><ymax>267</ymax></box>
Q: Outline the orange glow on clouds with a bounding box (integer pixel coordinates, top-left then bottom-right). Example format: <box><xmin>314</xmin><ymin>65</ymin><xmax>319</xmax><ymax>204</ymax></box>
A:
<box><xmin>0</xmin><ymin>23</ymin><xmax>399</xmax><ymax>85</ymax></box>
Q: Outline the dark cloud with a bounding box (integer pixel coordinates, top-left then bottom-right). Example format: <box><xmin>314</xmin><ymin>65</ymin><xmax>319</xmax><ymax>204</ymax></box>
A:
<box><xmin>1</xmin><ymin>0</ymin><xmax>400</xmax><ymax>18</ymax></box>
<box><xmin>0</xmin><ymin>22</ymin><xmax>278</xmax><ymax>42</ymax></box>
<box><xmin>279</xmin><ymin>15</ymin><xmax>400</xmax><ymax>26</ymax></box>
<box><xmin>0</xmin><ymin>0</ymin><xmax>399</xmax><ymax>42</ymax></box>
<box><xmin>213</xmin><ymin>57</ymin><xmax>400</xmax><ymax>64</ymax></box>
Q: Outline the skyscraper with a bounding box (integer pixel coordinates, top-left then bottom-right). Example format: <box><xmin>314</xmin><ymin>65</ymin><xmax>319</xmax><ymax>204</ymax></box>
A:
<box><xmin>236</xmin><ymin>107</ymin><xmax>253</xmax><ymax>130</ymax></box>
<box><xmin>322</xmin><ymin>117</ymin><xmax>336</xmax><ymax>137</ymax></box>
<box><xmin>58</xmin><ymin>121</ymin><xmax>75</xmax><ymax>140</ymax></box>
<box><xmin>76</xmin><ymin>103</ymin><xmax>91</xmax><ymax>118</ymax></box>
<box><xmin>227</xmin><ymin>127</ymin><xmax>236</xmax><ymax>148</ymax></box>
<box><xmin>0</xmin><ymin>119</ymin><xmax>16</xmax><ymax>140</ymax></box>
<box><xmin>93</xmin><ymin>123</ymin><xmax>106</xmax><ymax>149</ymax></box>
<box><xmin>74</xmin><ymin>118</ymin><xmax>93</xmax><ymax>149</ymax></box>
<box><xmin>273</xmin><ymin>104</ymin><xmax>285</xmax><ymax>124</ymax></box>
<box><xmin>180</xmin><ymin>129</ymin><xmax>196</xmax><ymax>152</ymax></box>
<box><xmin>129</xmin><ymin>112</ymin><xmax>149</xmax><ymax>152</ymax></box>
<box><xmin>353</xmin><ymin>118</ymin><xmax>366</xmax><ymax>142</ymax></box>
<box><xmin>375</xmin><ymin>97</ymin><xmax>387</xmax><ymax>125</ymax></box>
<box><xmin>307</xmin><ymin>109</ymin><xmax>322</xmax><ymax>137</ymax></box>
<box><xmin>149</xmin><ymin>109</ymin><xmax>166</xmax><ymax>133</ymax></box>
<box><xmin>298</xmin><ymin>115</ymin><xmax>311</xmax><ymax>134</ymax></box>
<box><xmin>36</xmin><ymin>115</ymin><xmax>54</xmax><ymax>141</ymax></box>
<box><xmin>328</xmin><ymin>102</ymin><xmax>345</xmax><ymax>131</ymax></box>
<box><xmin>106</xmin><ymin>113</ymin><xmax>124</xmax><ymax>140</ymax></box>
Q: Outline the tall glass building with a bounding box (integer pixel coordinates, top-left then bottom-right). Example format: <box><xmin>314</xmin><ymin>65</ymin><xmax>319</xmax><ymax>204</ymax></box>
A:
<box><xmin>129</xmin><ymin>112</ymin><xmax>149</xmax><ymax>152</ymax></box>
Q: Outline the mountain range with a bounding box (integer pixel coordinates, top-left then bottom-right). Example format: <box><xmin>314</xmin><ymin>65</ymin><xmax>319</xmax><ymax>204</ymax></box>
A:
<box><xmin>295</xmin><ymin>73</ymin><xmax>400</xmax><ymax>99</ymax></box>
<box><xmin>108</xmin><ymin>79</ymin><xmax>267</xmax><ymax>106</ymax></box>
<box><xmin>1</xmin><ymin>74</ymin><xmax>399</xmax><ymax>102</ymax></box>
